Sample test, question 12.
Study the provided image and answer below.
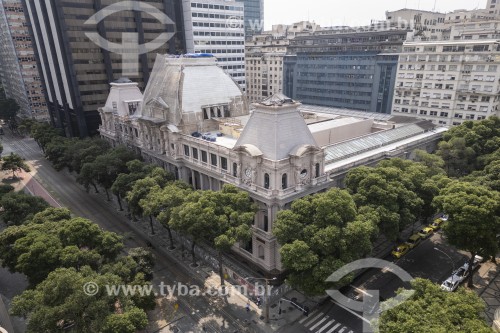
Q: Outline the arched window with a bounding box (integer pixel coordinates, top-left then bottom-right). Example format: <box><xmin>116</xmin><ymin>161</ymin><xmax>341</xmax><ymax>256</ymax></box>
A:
<box><xmin>281</xmin><ymin>173</ymin><xmax>288</xmax><ymax>189</ymax></box>
<box><xmin>233</xmin><ymin>163</ymin><xmax>238</xmax><ymax>177</ymax></box>
<box><xmin>264</xmin><ymin>173</ymin><xmax>270</xmax><ymax>189</ymax></box>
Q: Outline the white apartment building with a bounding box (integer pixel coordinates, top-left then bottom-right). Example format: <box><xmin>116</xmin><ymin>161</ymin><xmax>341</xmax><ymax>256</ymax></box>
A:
<box><xmin>488</xmin><ymin>0</ymin><xmax>500</xmax><ymax>15</ymax></box>
<box><xmin>183</xmin><ymin>0</ymin><xmax>246</xmax><ymax>90</ymax></box>
<box><xmin>245</xmin><ymin>22</ymin><xmax>318</xmax><ymax>103</ymax></box>
<box><xmin>392</xmin><ymin>39</ymin><xmax>500</xmax><ymax>126</ymax></box>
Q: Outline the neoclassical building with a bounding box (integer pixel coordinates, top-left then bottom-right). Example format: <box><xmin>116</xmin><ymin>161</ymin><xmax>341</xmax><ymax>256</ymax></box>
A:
<box><xmin>99</xmin><ymin>54</ymin><xmax>446</xmax><ymax>275</ymax></box>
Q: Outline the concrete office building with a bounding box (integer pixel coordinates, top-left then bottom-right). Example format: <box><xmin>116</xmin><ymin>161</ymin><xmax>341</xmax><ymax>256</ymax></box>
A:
<box><xmin>488</xmin><ymin>0</ymin><xmax>500</xmax><ymax>15</ymax></box>
<box><xmin>391</xmin><ymin>39</ymin><xmax>500</xmax><ymax>126</ymax></box>
<box><xmin>283</xmin><ymin>30</ymin><xmax>406</xmax><ymax>114</ymax></box>
<box><xmin>235</xmin><ymin>0</ymin><xmax>263</xmax><ymax>37</ymax></box>
<box><xmin>0</xmin><ymin>0</ymin><xmax>48</xmax><ymax>121</ymax></box>
<box><xmin>98</xmin><ymin>55</ymin><xmax>446</xmax><ymax>274</ymax></box>
<box><xmin>245</xmin><ymin>22</ymin><xmax>319</xmax><ymax>103</ymax></box>
<box><xmin>23</xmin><ymin>0</ymin><xmax>185</xmax><ymax>137</ymax></box>
<box><xmin>183</xmin><ymin>0</ymin><xmax>245</xmax><ymax>89</ymax></box>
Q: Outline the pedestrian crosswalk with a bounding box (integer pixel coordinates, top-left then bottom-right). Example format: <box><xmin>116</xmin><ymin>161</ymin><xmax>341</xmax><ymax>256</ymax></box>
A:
<box><xmin>298</xmin><ymin>310</ymin><xmax>356</xmax><ymax>333</ymax></box>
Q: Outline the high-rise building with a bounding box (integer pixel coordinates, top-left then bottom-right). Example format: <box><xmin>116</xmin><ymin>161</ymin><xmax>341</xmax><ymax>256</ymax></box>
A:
<box><xmin>245</xmin><ymin>21</ymin><xmax>320</xmax><ymax>103</ymax></box>
<box><xmin>0</xmin><ymin>0</ymin><xmax>48</xmax><ymax>121</ymax></box>
<box><xmin>182</xmin><ymin>0</ymin><xmax>246</xmax><ymax>90</ymax></box>
<box><xmin>22</xmin><ymin>0</ymin><xmax>185</xmax><ymax>137</ymax></box>
<box><xmin>235</xmin><ymin>0</ymin><xmax>263</xmax><ymax>37</ymax></box>
<box><xmin>283</xmin><ymin>30</ymin><xmax>406</xmax><ymax>114</ymax></box>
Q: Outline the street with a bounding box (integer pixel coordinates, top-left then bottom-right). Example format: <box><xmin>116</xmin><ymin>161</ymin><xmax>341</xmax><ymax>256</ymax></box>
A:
<box><xmin>0</xmin><ymin>133</ymin><xmax>242</xmax><ymax>333</ymax></box>
<box><xmin>283</xmin><ymin>230</ymin><xmax>471</xmax><ymax>333</ymax></box>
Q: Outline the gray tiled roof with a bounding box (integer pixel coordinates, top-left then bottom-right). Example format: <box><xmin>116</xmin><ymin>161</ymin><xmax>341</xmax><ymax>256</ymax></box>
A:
<box><xmin>236</xmin><ymin>94</ymin><xmax>319</xmax><ymax>160</ymax></box>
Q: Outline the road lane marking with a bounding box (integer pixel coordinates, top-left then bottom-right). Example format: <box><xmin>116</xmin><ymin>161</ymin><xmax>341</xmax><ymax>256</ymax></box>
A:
<box><xmin>304</xmin><ymin>312</ymin><xmax>324</xmax><ymax>327</ymax></box>
<box><xmin>326</xmin><ymin>323</ymin><xmax>341</xmax><ymax>333</ymax></box>
<box><xmin>317</xmin><ymin>319</ymin><xmax>336</xmax><ymax>333</ymax></box>
<box><xmin>300</xmin><ymin>310</ymin><xmax>318</xmax><ymax>324</ymax></box>
<box><xmin>310</xmin><ymin>316</ymin><xmax>329</xmax><ymax>330</ymax></box>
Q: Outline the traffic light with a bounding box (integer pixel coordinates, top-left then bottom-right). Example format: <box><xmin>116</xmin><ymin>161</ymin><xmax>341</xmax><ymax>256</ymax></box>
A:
<box><xmin>303</xmin><ymin>306</ymin><xmax>309</xmax><ymax>317</ymax></box>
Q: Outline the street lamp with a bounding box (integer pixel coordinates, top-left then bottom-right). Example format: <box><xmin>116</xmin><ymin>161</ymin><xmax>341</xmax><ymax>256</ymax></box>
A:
<box><xmin>434</xmin><ymin>247</ymin><xmax>455</xmax><ymax>273</ymax></box>
<box><xmin>244</xmin><ymin>276</ymin><xmax>277</xmax><ymax>323</ymax></box>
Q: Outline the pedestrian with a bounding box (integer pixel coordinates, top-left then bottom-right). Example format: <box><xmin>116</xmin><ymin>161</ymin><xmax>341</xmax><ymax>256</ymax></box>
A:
<box><xmin>256</xmin><ymin>297</ymin><xmax>261</xmax><ymax>307</ymax></box>
<box><xmin>246</xmin><ymin>302</ymin><xmax>250</xmax><ymax>312</ymax></box>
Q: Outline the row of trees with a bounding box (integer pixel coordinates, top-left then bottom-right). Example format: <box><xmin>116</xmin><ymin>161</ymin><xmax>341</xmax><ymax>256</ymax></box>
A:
<box><xmin>21</xmin><ymin>119</ymin><xmax>258</xmax><ymax>287</ymax></box>
<box><xmin>0</xmin><ymin>187</ymin><xmax>155</xmax><ymax>332</ymax></box>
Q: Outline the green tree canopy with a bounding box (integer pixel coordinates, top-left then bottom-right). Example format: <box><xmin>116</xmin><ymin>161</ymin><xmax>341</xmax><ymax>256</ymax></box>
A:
<box><xmin>273</xmin><ymin>188</ymin><xmax>377</xmax><ymax>295</ymax></box>
<box><xmin>378</xmin><ymin>278</ymin><xmax>493</xmax><ymax>333</ymax></box>
<box><xmin>1</xmin><ymin>152</ymin><xmax>31</xmax><ymax>178</ymax></box>
<box><xmin>0</xmin><ymin>192</ymin><xmax>49</xmax><ymax>225</ymax></box>
<box><xmin>10</xmin><ymin>267</ymin><xmax>149</xmax><ymax>333</ymax></box>
<box><xmin>0</xmin><ymin>98</ymin><xmax>20</xmax><ymax>120</ymax></box>
<box><xmin>433</xmin><ymin>181</ymin><xmax>500</xmax><ymax>286</ymax></box>
<box><xmin>0</xmin><ymin>214</ymin><xmax>123</xmax><ymax>285</ymax></box>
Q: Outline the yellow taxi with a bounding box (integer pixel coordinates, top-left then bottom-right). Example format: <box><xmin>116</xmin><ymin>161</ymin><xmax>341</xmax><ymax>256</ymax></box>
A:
<box><xmin>391</xmin><ymin>243</ymin><xmax>411</xmax><ymax>259</ymax></box>
<box><xmin>418</xmin><ymin>226</ymin><xmax>434</xmax><ymax>238</ymax></box>
<box><xmin>406</xmin><ymin>233</ymin><xmax>422</xmax><ymax>249</ymax></box>
<box><xmin>429</xmin><ymin>218</ymin><xmax>445</xmax><ymax>231</ymax></box>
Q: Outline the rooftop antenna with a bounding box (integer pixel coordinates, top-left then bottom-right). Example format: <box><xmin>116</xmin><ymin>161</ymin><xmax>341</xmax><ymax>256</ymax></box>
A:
<box><xmin>418</xmin><ymin>0</ymin><xmax>421</xmax><ymax>10</ymax></box>
<box><xmin>433</xmin><ymin>0</ymin><xmax>437</xmax><ymax>11</ymax></box>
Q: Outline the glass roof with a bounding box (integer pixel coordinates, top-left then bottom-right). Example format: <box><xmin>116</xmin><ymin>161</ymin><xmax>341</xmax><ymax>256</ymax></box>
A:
<box><xmin>325</xmin><ymin>124</ymin><xmax>425</xmax><ymax>164</ymax></box>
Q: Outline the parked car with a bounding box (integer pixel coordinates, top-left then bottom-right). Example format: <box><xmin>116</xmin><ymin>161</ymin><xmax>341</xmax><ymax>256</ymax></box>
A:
<box><xmin>452</xmin><ymin>266</ymin><xmax>469</xmax><ymax>283</ymax></box>
<box><xmin>429</xmin><ymin>218</ymin><xmax>445</xmax><ymax>231</ymax></box>
<box><xmin>406</xmin><ymin>233</ymin><xmax>422</xmax><ymax>249</ymax></box>
<box><xmin>392</xmin><ymin>243</ymin><xmax>410</xmax><ymax>259</ymax></box>
<box><xmin>418</xmin><ymin>227</ymin><xmax>434</xmax><ymax>238</ymax></box>
<box><xmin>441</xmin><ymin>276</ymin><xmax>460</xmax><ymax>292</ymax></box>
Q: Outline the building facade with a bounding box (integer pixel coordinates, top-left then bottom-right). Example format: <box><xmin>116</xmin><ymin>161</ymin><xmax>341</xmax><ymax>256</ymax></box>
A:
<box><xmin>245</xmin><ymin>22</ymin><xmax>320</xmax><ymax>103</ymax></box>
<box><xmin>283</xmin><ymin>30</ymin><xmax>406</xmax><ymax>114</ymax></box>
<box><xmin>98</xmin><ymin>55</ymin><xmax>446</xmax><ymax>274</ymax></box>
<box><xmin>235</xmin><ymin>0</ymin><xmax>263</xmax><ymax>37</ymax></box>
<box><xmin>391</xmin><ymin>40</ymin><xmax>500</xmax><ymax>126</ymax></box>
<box><xmin>182</xmin><ymin>0</ymin><xmax>245</xmax><ymax>89</ymax></box>
<box><xmin>0</xmin><ymin>0</ymin><xmax>48</xmax><ymax>121</ymax></box>
<box><xmin>23</xmin><ymin>0</ymin><xmax>185</xmax><ymax>137</ymax></box>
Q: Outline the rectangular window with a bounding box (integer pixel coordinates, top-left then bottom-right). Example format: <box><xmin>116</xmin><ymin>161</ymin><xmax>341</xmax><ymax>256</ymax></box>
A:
<box><xmin>221</xmin><ymin>157</ymin><xmax>228</xmax><ymax>170</ymax></box>
<box><xmin>210</xmin><ymin>153</ymin><xmax>217</xmax><ymax>166</ymax></box>
<box><xmin>201</xmin><ymin>150</ymin><xmax>207</xmax><ymax>163</ymax></box>
<box><xmin>184</xmin><ymin>145</ymin><xmax>190</xmax><ymax>157</ymax></box>
<box><xmin>192</xmin><ymin>148</ymin><xmax>198</xmax><ymax>160</ymax></box>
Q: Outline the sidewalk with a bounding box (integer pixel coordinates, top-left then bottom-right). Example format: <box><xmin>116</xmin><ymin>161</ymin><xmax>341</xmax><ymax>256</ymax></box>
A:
<box><xmin>474</xmin><ymin>258</ymin><xmax>500</xmax><ymax>325</ymax></box>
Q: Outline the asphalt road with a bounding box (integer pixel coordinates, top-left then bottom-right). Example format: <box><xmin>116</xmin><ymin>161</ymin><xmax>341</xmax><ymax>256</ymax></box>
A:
<box><xmin>2</xmin><ymin>133</ymin><xmax>243</xmax><ymax>333</ymax></box>
<box><xmin>283</xmin><ymin>229</ymin><xmax>470</xmax><ymax>333</ymax></box>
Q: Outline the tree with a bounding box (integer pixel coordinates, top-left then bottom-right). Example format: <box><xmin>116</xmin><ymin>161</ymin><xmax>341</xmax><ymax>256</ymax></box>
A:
<box><xmin>0</xmin><ymin>215</ymin><xmax>123</xmax><ymax>285</ymax></box>
<box><xmin>112</xmin><ymin>160</ymin><xmax>152</xmax><ymax>211</ymax></box>
<box><xmin>140</xmin><ymin>181</ymin><xmax>192</xmax><ymax>249</ymax></box>
<box><xmin>125</xmin><ymin>167</ymin><xmax>172</xmax><ymax>233</ymax></box>
<box><xmin>433</xmin><ymin>181</ymin><xmax>500</xmax><ymax>287</ymax></box>
<box><xmin>346</xmin><ymin>165</ymin><xmax>423</xmax><ymax>241</ymax></box>
<box><xmin>377</xmin><ymin>278</ymin><xmax>493</xmax><ymax>333</ymax></box>
<box><xmin>79</xmin><ymin>147</ymin><xmax>138</xmax><ymax>200</ymax></box>
<box><xmin>273</xmin><ymin>188</ymin><xmax>377</xmax><ymax>295</ymax></box>
<box><xmin>1</xmin><ymin>152</ymin><xmax>31</xmax><ymax>178</ymax></box>
<box><xmin>204</xmin><ymin>185</ymin><xmax>256</xmax><ymax>286</ymax></box>
<box><xmin>0</xmin><ymin>192</ymin><xmax>49</xmax><ymax>225</ymax></box>
<box><xmin>10</xmin><ymin>267</ymin><xmax>149</xmax><ymax>333</ymax></box>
